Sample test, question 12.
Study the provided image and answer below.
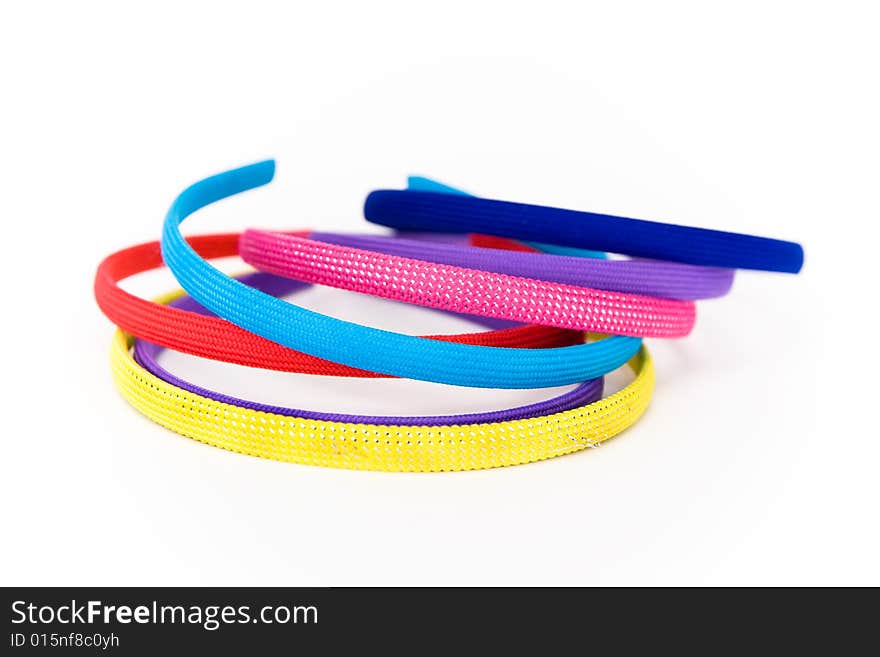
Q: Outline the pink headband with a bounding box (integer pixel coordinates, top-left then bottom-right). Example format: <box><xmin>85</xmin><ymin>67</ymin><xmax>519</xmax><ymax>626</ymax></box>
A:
<box><xmin>239</xmin><ymin>229</ymin><xmax>696</xmax><ymax>339</ymax></box>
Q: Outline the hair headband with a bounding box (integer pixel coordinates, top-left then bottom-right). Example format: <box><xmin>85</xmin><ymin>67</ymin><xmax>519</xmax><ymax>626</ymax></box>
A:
<box><xmin>406</xmin><ymin>175</ymin><xmax>609</xmax><ymax>260</ymax></box>
<box><xmin>239</xmin><ymin>230</ymin><xmax>697</xmax><ymax>338</ymax></box>
<box><xmin>133</xmin><ymin>273</ymin><xmax>604</xmax><ymax>425</ymax></box>
<box><xmin>363</xmin><ymin>185</ymin><xmax>804</xmax><ymax>272</ymax></box>
<box><xmin>111</xmin><ymin>294</ymin><xmax>654</xmax><ymax>472</ymax></box>
<box><xmin>300</xmin><ymin>232</ymin><xmax>733</xmax><ymax>301</ymax></box>
<box><xmin>94</xmin><ymin>233</ymin><xmax>582</xmax><ymax>376</ymax></box>
<box><xmin>159</xmin><ymin>160</ymin><xmax>642</xmax><ymax>389</ymax></box>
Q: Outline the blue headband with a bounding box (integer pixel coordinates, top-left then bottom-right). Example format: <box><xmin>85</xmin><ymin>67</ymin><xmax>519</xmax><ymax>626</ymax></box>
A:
<box><xmin>405</xmin><ymin>176</ymin><xmax>608</xmax><ymax>260</ymax></box>
<box><xmin>364</xmin><ymin>186</ymin><xmax>804</xmax><ymax>273</ymax></box>
<box><xmin>159</xmin><ymin>160</ymin><xmax>641</xmax><ymax>389</ymax></box>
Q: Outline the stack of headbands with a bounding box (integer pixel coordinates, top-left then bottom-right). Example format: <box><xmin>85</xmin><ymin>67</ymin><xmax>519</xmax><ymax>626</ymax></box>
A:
<box><xmin>94</xmin><ymin>160</ymin><xmax>803</xmax><ymax>472</ymax></box>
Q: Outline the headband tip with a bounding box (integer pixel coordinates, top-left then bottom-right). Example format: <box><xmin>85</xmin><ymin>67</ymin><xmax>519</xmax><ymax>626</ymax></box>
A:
<box><xmin>406</xmin><ymin>176</ymin><xmax>470</xmax><ymax>196</ymax></box>
<box><xmin>792</xmin><ymin>245</ymin><xmax>805</xmax><ymax>273</ymax></box>
<box><xmin>252</xmin><ymin>159</ymin><xmax>276</xmax><ymax>184</ymax></box>
<box><xmin>782</xmin><ymin>242</ymin><xmax>804</xmax><ymax>273</ymax></box>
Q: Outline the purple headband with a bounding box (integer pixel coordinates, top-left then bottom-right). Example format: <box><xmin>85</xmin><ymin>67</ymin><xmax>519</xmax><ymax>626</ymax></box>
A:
<box><xmin>134</xmin><ymin>272</ymin><xmax>603</xmax><ymax>425</ymax></box>
<box><xmin>310</xmin><ymin>231</ymin><xmax>734</xmax><ymax>301</ymax></box>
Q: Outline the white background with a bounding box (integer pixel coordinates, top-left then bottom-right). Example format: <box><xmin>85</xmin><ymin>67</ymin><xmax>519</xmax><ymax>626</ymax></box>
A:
<box><xmin>1</xmin><ymin>1</ymin><xmax>877</xmax><ymax>585</ymax></box>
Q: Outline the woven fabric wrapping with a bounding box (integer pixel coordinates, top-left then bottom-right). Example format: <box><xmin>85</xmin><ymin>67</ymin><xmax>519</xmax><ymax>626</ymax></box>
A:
<box><xmin>312</xmin><ymin>231</ymin><xmax>733</xmax><ymax>300</ymax></box>
<box><xmin>239</xmin><ymin>230</ymin><xmax>697</xmax><ymax>338</ymax></box>
<box><xmin>363</xmin><ymin>190</ymin><xmax>804</xmax><ymax>273</ymax></box>
<box><xmin>94</xmin><ymin>234</ymin><xmax>585</xmax><ymax>376</ymax></box>
<box><xmin>132</xmin><ymin>273</ymin><xmax>605</xmax><ymax>425</ymax></box>
<box><xmin>159</xmin><ymin>160</ymin><xmax>642</xmax><ymax>389</ymax></box>
<box><xmin>403</xmin><ymin>176</ymin><xmax>611</xmax><ymax>259</ymax></box>
<box><xmin>94</xmin><ymin>160</ymin><xmax>806</xmax><ymax>471</ymax></box>
<box><xmin>110</xmin><ymin>291</ymin><xmax>655</xmax><ymax>471</ymax></box>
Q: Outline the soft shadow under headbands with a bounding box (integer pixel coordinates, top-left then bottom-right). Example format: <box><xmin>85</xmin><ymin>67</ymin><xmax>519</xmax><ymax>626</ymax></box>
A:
<box><xmin>363</xmin><ymin>186</ymin><xmax>804</xmax><ymax>273</ymax></box>
<box><xmin>160</xmin><ymin>160</ymin><xmax>641</xmax><ymax>389</ymax></box>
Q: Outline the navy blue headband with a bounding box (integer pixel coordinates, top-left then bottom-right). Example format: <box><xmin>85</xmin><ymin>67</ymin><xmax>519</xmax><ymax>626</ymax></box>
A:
<box><xmin>363</xmin><ymin>189</ymin><xmax>804</xmax><ymax>273</ymax></box>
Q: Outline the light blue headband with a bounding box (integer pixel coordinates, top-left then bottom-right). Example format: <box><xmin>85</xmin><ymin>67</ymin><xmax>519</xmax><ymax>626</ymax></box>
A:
<box><xmin>159</xmin><ymin>160</ymin><xmax>642</xmax><ymax>389</ymax></box>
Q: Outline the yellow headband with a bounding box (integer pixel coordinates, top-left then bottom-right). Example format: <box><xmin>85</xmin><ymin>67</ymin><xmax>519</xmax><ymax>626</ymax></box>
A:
<box><xmin>109</xmin><ymin>291</ymin><xmax>654</xmax><ymax>472</ymax></box>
